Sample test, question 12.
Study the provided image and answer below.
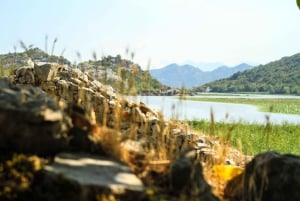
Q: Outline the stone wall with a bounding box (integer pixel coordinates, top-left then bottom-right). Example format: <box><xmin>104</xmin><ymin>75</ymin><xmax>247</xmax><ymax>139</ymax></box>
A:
<box><xmin>14</xmin><ymin>63</ymin><xmax>166</xmax><ymax>139</ymax></box>
<box><xmin>10</xmin><ymin>62</ymin><xmax>250</xmax><ymax>165</ymax></box>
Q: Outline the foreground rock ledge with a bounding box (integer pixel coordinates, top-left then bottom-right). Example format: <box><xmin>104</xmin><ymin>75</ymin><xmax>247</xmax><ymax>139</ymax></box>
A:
<box><xmin>41</xmin><ymin>152</ymin><xmax>144</xmax><ymax>200</ymax></box>
<box><xmin>224</xmin><ymin>151</ymin><xmax>300</xmax><ymax>201</ymax></box>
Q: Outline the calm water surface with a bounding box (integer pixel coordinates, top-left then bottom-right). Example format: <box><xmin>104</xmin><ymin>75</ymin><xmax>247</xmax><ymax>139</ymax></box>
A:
<box><xmin>128</xmin><ymin>95</ymin><xmax>300</xmax><ymax>125</ymax></box>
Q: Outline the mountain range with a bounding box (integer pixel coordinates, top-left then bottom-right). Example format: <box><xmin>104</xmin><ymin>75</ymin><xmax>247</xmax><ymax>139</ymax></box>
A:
<box><xmin>149</xmin><ymin>63</ymin><xmax>254</xmax><ymax>88</ymax></box>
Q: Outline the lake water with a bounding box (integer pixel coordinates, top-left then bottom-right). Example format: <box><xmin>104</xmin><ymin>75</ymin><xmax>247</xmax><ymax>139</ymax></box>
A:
<box><xmin>128</xmin><ymin>95</ymin><xmax>300</xmax><ymax>125</ymax></box>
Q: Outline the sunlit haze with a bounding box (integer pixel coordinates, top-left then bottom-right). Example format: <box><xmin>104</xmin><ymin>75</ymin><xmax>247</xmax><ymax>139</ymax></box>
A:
<box><xmin>1</xmin><ymin>0</ymin><xmax>300</xmax><ymax>69</ymax></box>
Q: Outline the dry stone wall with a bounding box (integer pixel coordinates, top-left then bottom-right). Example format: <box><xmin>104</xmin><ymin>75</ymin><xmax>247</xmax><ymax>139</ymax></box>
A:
<box><xmin>14</xmin><ymin>63</ymin><xmax>160</xmax><ymax>137</ymax></box>
<box><xmin>11</xmin><ymin>62</ymin><xmax>248</xmax><ymax>164</ymax></box>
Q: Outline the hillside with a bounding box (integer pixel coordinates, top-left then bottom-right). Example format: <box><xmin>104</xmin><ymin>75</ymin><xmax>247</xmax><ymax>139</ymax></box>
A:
<box><xmin>0</xmin><ymin>47</ymin><xmax>71</xmax><ymax>68</ymax></box>
<box><xmin>196</xmin><ymin>53</ymin><xmax>300</xmax><ymax>95</ymax></box>
<box><xmin>78</xmin><ymin>55</ymin><xmax>166</xmax><ymax>94</ymax></box>
<box><xmin>0</xmin><ymin>48</ymin><xmax>165</xmax><ymax>94</ymax></box>
<box><xmin>150</xmin><ymin>63</ymin><xmax>253</xmax><ymax>88</ymax></box>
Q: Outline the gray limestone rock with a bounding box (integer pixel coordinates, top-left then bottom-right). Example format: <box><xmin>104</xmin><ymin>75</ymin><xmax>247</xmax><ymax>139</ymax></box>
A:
<box><xmin>224</xmin><ymin>151</ymin><xmax>300</xmax><ymax>201</ymax></box>
<box><xmin>0</xmin><ymin>78</ymin><xmax>72</xmax><ymax>155</ymax></box>
<box><xmin>169</xmin><ymin>149</ymin><xmax>219</xmax><ymax>201</ymax></box>
<box><xmin>34</xmin><ymin>63</ymin><xmax>60</xmax><ymax>82</ymax></box>
<box><xmin>37</xmin><ymin>152</ymin><xmax>144</xmax><ymax>201</ymax></box>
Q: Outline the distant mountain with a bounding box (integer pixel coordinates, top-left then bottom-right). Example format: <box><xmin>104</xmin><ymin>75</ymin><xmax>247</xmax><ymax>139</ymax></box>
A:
<box><xmin>150</xmin><ymin>63</ymin><xmax>205</xmax><ymax>88</ymax></box>
<box><xmin>196</xmin><ymin>53</ymin><xmax>300</xmax><ymax>95</ymax></box>
<box><xmin>150</xmin><ymin>63</ymin><xmax>253</xmax><ymax>88</ymax></box>
<box><xmin>209</xmin><ymin>63</ymin><xmax>254</xmax><ymax>80</ymax></box>
<box><xmin>179</xmin><ymin>61</ymin><xmax>224</xmax><ymax>71</ymax></box>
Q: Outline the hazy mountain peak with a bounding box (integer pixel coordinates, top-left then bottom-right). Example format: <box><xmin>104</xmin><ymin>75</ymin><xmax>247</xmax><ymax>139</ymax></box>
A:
<box><xmin>150</xmin><ymin>63</ymin><xmax>253</xmax><ymax>88</ymax></box>
<box><xmin>179</xmin><ymin>61</ymin><xmax>224</xmax><ymax>71</ymax></box>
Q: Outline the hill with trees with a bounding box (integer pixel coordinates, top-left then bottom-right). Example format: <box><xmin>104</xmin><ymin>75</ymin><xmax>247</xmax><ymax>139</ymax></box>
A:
<box><xmin>78</xmin><ymin>55</ymin><xmax>166</xmax><ymax>94</ymax></box>
<box><xmin>0</xmin><ymin>47</ymin><xmax>71</xmax><ymax>68</ymax></box>
<box><xmin>194</xmin><ymin>53</ymin><xmax>300</xmax><ymax>95</ymax></box>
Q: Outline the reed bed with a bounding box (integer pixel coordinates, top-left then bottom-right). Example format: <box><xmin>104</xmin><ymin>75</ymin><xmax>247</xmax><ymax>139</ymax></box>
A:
<box><xmin>187</xmin><ymin>119</ymin><xmax>300</xmax><ymax>155</ymax></box>
<box><xmin>187</xmin><ymin>97</ymin><xmax>300</xmax><ymax>115</ymax></box>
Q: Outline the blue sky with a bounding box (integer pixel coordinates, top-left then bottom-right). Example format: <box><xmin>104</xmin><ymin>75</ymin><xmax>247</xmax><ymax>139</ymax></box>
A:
<box><xmin>1</xmin><ymin>0</ymin><xmax>300</xmax><ymax>69</ymax></box>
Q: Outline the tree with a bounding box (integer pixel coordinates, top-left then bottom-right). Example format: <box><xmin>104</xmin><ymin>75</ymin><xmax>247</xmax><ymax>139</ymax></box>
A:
<box><xmin>297</xmin><ymin>0</ymin><xmax>300</xmax><ymax>9</ymax></box>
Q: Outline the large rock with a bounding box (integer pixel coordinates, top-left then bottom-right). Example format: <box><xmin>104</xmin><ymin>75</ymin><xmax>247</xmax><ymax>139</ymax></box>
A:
<box><xmin>169</xmin><ymin>149</ymin><xmax>219</xmax><ymax>201</ymax></box>
<box><xmin>224</xmin><ymin>151</ymin><xmax>300</xmax><ymax>201</ymax></box>
<box><xmin>32</xmin><ymin>152</ymin><xmax>144</xmax><ymax>201</ymax></box>
<box><xmin>15</xmin><ymin>66</ymin><xmax>35</xmax><ymax>84</ymax></box>
<box><xmin>34</xmin><ymin>63</ymin><xmax>60</xmax><ymax>82</ymax></box>
<box><xmin>0</xmin><ymin>78</ymin><xmax>72</xmax><ymax>155</ymax></box>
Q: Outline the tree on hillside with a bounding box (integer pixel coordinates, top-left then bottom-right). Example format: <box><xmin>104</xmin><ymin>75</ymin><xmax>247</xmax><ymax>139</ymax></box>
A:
<box><xmin>194</xmin><ymin>53</ymin><xmax>300</xmax><ymax>95</ymax></box>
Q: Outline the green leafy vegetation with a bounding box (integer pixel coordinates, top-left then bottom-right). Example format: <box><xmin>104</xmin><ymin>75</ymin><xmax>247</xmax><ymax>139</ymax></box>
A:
<box><xmin>194</xmin><ymin>53</ymin><xmax>300</xmax><ymax>95</ymax></box>
<box><xmin>188</xmin><ymin>120</ymin><xmax>300</xmax><ymax>155</ymax></box>
<box><xmin>187</xmin><ymin>97</ymin><xmax>300</xmax><ymax>115</ymax></box>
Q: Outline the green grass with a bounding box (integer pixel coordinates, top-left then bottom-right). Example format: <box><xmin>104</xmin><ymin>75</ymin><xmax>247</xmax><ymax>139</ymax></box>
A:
<box><xmin>187</xmin><ymin>97</ymin><xmax>300</xmax><ymax>115</ymax></box>
<box><xmin>187</xmin><ymin>120</ymin><xmax>300</xmax><ymax>156</ymax></box>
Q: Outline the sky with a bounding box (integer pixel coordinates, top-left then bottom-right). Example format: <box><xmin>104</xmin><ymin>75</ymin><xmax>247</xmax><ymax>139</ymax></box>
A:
<box><xmin>1</xmin><ymin>0</ymin><xmax>300</xmax><ymax>70</ymax></box>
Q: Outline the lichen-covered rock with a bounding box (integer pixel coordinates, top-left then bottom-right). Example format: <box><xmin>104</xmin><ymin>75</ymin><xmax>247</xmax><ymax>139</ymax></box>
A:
<box><xmin>224</xmin><ymin>151</ymin><xmax>300</xmax><ymax>201</ymax></box>
<box><xmin>0</xmin><ymin>78</ymin><xmax>72</xmax><ymax>155</ymax></box>
<box><xmin>0</xmin><ymin>154</ymin><xmax>43</xmax><ymax>200</ymax></box>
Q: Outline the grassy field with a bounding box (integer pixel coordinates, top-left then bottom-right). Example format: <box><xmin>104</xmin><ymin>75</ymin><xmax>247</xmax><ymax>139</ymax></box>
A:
<box><xmin>187</xmin><ymin>119</ymin><xmax>300</xmax><ymax>155</ymax></box>
<box><xmin>187</xmin><ymin>97</ymin><xmax>300</xmax><ymax>115</ymax></box>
